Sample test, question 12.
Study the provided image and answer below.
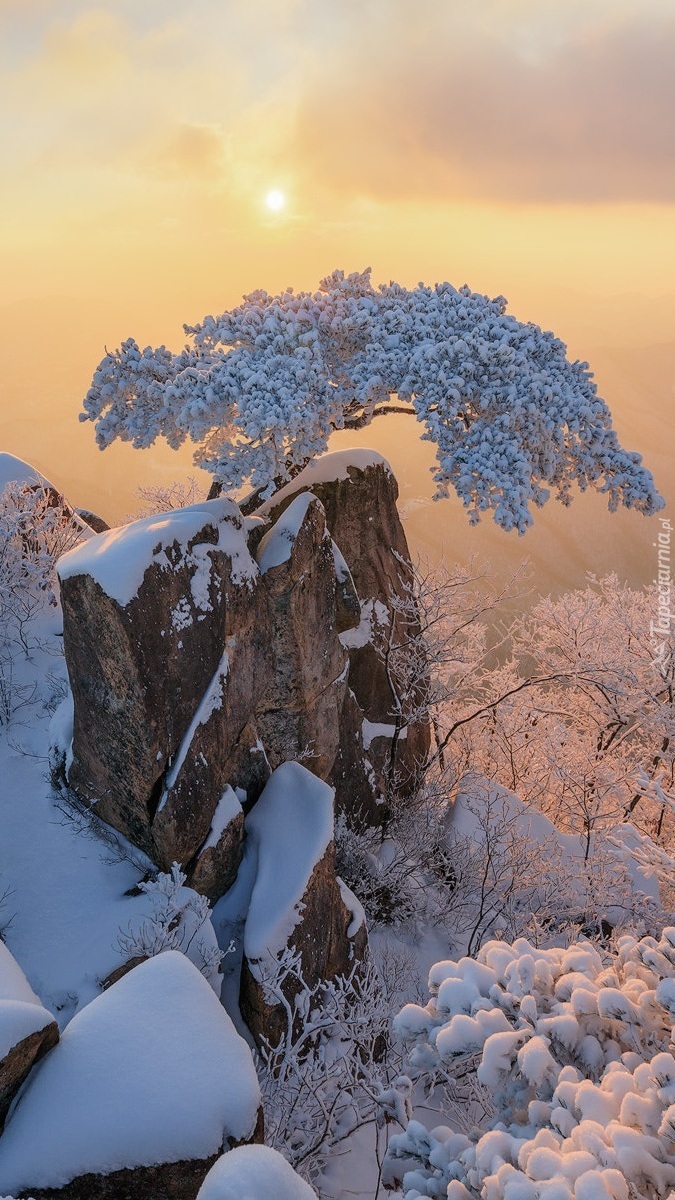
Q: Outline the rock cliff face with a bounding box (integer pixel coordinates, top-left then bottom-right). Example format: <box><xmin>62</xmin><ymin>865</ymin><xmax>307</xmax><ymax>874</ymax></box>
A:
<box><xmin>57</xmin><ymin>452</ymin><xmax>430</xmax><ymax>901</ymax></box>
<box><xmin>258</xmin><ymin>451</ymin><xmax>431</xmax><ymax>822</ymax></box>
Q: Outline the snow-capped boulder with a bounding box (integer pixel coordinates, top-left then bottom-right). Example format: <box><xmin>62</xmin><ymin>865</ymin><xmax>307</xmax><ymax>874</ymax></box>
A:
<box><xmin>0</xmin><ymin>942</ymin><xmax>58</xmax><ymax>1131</ymax></box>
<box><xmin>239</xmin><ymin>763</ymin><xmax>367</xmax><ymax>1048</ymax></box>
<box><xmin>258</xmin><ymin>451</ymin><xmax>430</xmax><ymax>821</ymax></box>
<box><xmin>254</xmin><ymin>493</ymin><xmax>354</xmax><ymax>779</ymax></box>
<box><xmin>0</xmin><ymin>952</ymin><xmax>262</xmax><ymax>1200</ymax></box>
<box><xmin>0</xmin><ymin>452</ymin><xmax>50</xmax><ymax>493</ymax></box>
<box><xmin>196</xmin><ymin>1145</ymin><xmax>317</xmax><ymax>1200</ymax></box>
<box><xmin>56</xmin><ymin>454</ymin><xmax>431</xmax><ymax>901</ymax></box>
<box><xmin>57</xmin><ymin>499</ymin><xmax>272</xmax><ymax>875</ymax></box>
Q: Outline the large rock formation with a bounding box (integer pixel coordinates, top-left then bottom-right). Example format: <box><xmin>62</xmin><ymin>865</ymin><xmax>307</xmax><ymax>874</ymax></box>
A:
<box><xmin>0</xmin><ymin>953</ymin><xmax>262</xmax><ymax>1200</ymax></box>
<box><xmin>57</xmin><ymin>451</ymin><xmax>430</xmax><ymax>897</ymax></box>
<box><xmin>239</xmin><ymin>763</ymin><xmax>367</xmax><ymax>1049</ymax></box>
<box><xmin>254</xmin><ymin>493</ymin><xmax>354</xmax><ymax>777</ymax></box>
<box><xmin>58</xmin><ymin>499</ymin><xmax>270</xmax><ymax>871</ymax></box>
<box><xmin>258</xmin><ymin>450</ymin><xmax>431</xmax><ymax>821</ymax></box>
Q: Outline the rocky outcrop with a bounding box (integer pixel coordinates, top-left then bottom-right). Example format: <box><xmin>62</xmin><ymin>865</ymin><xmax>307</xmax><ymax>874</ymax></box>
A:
<box><xmin>0</xmin><ymin>953</ymin><xmax>262</xmax><ymax>1200</ymax></box>
<box><xmin>57</xmin><ymin>451</ymin><xmax>430</xmax><ymax>900</ymax></box>
<box><xmin>254</xmin><ymin>493</ymin><xmax>354</xmax><ymax>777</ymax></box>
<box><xmin>239</xmin><ymin>763</ymin><xmax>367</xmax><ymax>1049</ymax></box>
<box><xmin>258</xmin><ymin>451</ymin><xmax>431</xmax><ymax>819</ymax></box>
<box><xmin>58</xmin><ymin>500</ymin><xmax>271</xmax><ymax>872</ymax></box>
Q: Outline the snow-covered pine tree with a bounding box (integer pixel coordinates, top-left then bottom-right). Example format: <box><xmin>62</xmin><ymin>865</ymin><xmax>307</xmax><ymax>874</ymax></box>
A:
<box><xmin>81</xmin><ymin>269</ymin><xmax>662</xmax><ymax>533</ymax></box>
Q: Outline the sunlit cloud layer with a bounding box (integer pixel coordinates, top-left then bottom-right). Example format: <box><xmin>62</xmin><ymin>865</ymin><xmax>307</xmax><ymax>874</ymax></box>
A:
<box><xmin>3</xmin><ymin>0</ymin><xmax>673</xmax><ymax>210</ymax></box>
<box><xmin>1</xmin><ymin>0</ymin><xmax>673</xmax><ymax>319</ymax></box>
<box><xmin>293</xmin><ymin>0</ymin><xmax>675</xmax><ymax>203</ymax></box>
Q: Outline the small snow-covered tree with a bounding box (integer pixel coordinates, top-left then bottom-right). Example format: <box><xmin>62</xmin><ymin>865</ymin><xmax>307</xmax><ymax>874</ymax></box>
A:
<box><xmin>115</xmin><ymin>863</ymin><xmax>224</xmax><ymax>990</ymax></box>
<box><xmin>254</xmin><ymin>946</ymin><xmax>414</xmax><ymax>1186</ymax></box>
<box><xmin>0</xmin><ymin>481</ymin><xmax>85</xmax><ymax>722</ymax></box>
<box><xmin>81</xmin><ymin>270</ymin><xmax>662</xmax><ymax>532</ymax></box>
<box><xmin>386</xmin><ymin>929</ymin><xmax>675</xmax><ymax>1200</ymax></box>
<box><xmin>464</xmin><ymin>576</ymin><xmax>675</xmax><ymax>852</ymax></box>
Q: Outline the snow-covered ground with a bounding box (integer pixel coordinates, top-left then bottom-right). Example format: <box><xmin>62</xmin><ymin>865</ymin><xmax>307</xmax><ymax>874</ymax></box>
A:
<box><xmin>0</xmin><ymin>609</ymin><xmax>220</xmax><ymax>1025</ymax></box>
<box><xmin>1</xmin><ymin>463</ymin><xmax>673</xmax><ymax>1200</ymax></box>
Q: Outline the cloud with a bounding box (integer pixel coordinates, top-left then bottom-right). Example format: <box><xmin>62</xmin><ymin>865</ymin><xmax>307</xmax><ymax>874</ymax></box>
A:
<box><xmin>153</xmin><ymin>122</ymin><xmax>227</xmax><ymax>180</ymax></box>
<box><xmin>41</xmin><ymin>7</ymin><xmax>130</xmax><ymax>80</ymax></box>
<box><xmin>291</xmin><ymin>2</ymin><xmax>675</xmax><ymax>203</ymax></box>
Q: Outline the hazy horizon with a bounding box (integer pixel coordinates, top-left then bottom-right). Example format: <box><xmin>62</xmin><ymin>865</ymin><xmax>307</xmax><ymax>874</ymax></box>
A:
<box><xmin>1</xmin><ymin>0</ymin><xmax>673</xmax><ymax>600</ymax></box>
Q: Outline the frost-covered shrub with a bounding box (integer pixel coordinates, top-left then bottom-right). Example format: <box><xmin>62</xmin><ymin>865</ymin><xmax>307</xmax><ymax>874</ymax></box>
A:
<box><xmin>256</xmin><ymin>947</ymin><xmax>410</xmax><ymax>1185</ymax></box>
<box><xmin>115</xmin><ymin>863</ymin><xmax>224</xmax><ymax>992</ymax></box>
<box><xmin>0</xmin><ymin>482</ymin><xmax>85</xmax><ymax>722</ymax></box>
<box><xmin>334</xmin><ymin>814</ymin><xmax>421</xmax><ymax>927</ymax></box>
<box><xmin>386</xmin><ymin>929</ymin><xmax>675</xmax><ymax>1200</ymax></box>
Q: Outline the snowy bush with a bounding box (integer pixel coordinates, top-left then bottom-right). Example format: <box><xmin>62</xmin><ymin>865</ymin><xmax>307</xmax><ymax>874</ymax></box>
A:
<box><xmin>334</xmin><ymin>813</ymin><xmax>423</xmax><ymax>927</ymax></box>
<box><xmin>81</xmin><ymin>269</ymin><xmax>662</xmax><ymax>532</ymax></box>
<box><xmin>255</xmin><ymin>946</ymin><xmax>411</xmax><ymax>1185</ymax></box>
<box><xmin>386</xmin><ymin>928</ymin><xmax>675</xmax><ymax>1200</ymax></box>
<box><xmin>115</xmin><ymin>863</ymin><xmax>224</xmax><ymax>992</ymax></box>
<box><xmin>0</xmin><ymin>481</ymin><xmax>85</xmax><ymax>723</ymax></box>
<box><xmin>457</xmin><ymin>575</ymin><xmax>675</xmax><ymax>854</ymax></box>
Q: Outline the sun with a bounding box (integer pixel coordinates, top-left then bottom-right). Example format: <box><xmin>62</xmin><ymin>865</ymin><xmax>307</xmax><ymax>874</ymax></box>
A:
<box><xmin>265</xmin><ymin>188</ymin><xmax>286</xmax><ymax>213</ymax></box>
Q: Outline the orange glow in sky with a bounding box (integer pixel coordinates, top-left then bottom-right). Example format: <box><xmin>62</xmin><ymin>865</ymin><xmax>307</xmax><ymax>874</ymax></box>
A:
<box><xmin>0</xmin><ymin>0</ymin><xmax>673</xmax><ymax>584</ymax></box>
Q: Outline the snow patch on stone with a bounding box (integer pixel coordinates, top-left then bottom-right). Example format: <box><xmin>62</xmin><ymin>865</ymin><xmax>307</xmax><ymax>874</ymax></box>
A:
<box><xmin>201</xmin><ymin>787</ymin><xmax>243</xmax><ymax>853</ymax></box>
<box><xmin>244</xmin><ymin>762</ymin><xmax>334</xmax><ymax>964</ymax></box>
<box><xmin>338</xmin><ymin>878</ymin><xmax>367</xmax><ymax>940</ymax></box>
<box><xmin>57</xmin><ymin>498</ymin><xmax>256</xmax><ymax>607</ymax></box>
<box><xmin>256</xmin><ymin>492</ymin><xmax>316</xmax><ymax>573</ymax></box>
<box><xmin>157</xmin><ymin>650</ymin><xmax>230</xmax><ymax>812</ymax></box>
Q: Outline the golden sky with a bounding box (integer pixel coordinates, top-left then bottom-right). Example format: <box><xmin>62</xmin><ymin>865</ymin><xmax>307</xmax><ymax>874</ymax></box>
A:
<box><xmin>2</xmin><ymin>0</ymin><xmax>675</xmax><ymax>321</ymax></box>
<box><xmin>0</xmin><ymin>0</ymin><xmax>673</xmax><ymax>587</ymax></box>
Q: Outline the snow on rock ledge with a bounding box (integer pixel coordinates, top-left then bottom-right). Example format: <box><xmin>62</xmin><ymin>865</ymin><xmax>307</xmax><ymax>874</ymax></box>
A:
<box><xmin>197</xmin><ymin>1145</ymin><xmax>317</xmax><ymax>1200</ymax></box>
<box><xmin>240</xmin><ymin>762</ymin><xmax>367</xmax><ymax>1048</ymax></box>
<box><xmin>0</xmin><ymin>942</ymin><xmax>58</xmax><ymax>1132</ymax></box>
<box><xmin>57</xmin><ymin>498</ymin><xmax>256</xmax><ymax>607</ymax></box>
<box><xmin>0</xmin><ymin>951</ymin><xmax>262</xmax><ymax>1200</ymax></box>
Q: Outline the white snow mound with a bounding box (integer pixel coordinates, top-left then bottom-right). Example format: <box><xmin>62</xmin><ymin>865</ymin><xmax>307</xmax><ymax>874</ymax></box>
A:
<box><xmin>0</xmin><ymin>951</ymin><xmax>260</xmax><ymax>1194</ymax></box>
<box><xmin>0</xmin><ymin>942</ymin><xmax>54</xmax><ymax>1062</ymax></box>
<box><xmin>197</xmin><ymin>1145</ymin><xmax>318</xmax><ymax>1200</ymax></box>
<box><xmin>244</xmin><ymin>762</ymin><xmax>334</xmax><ymax>964</ymax></box>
